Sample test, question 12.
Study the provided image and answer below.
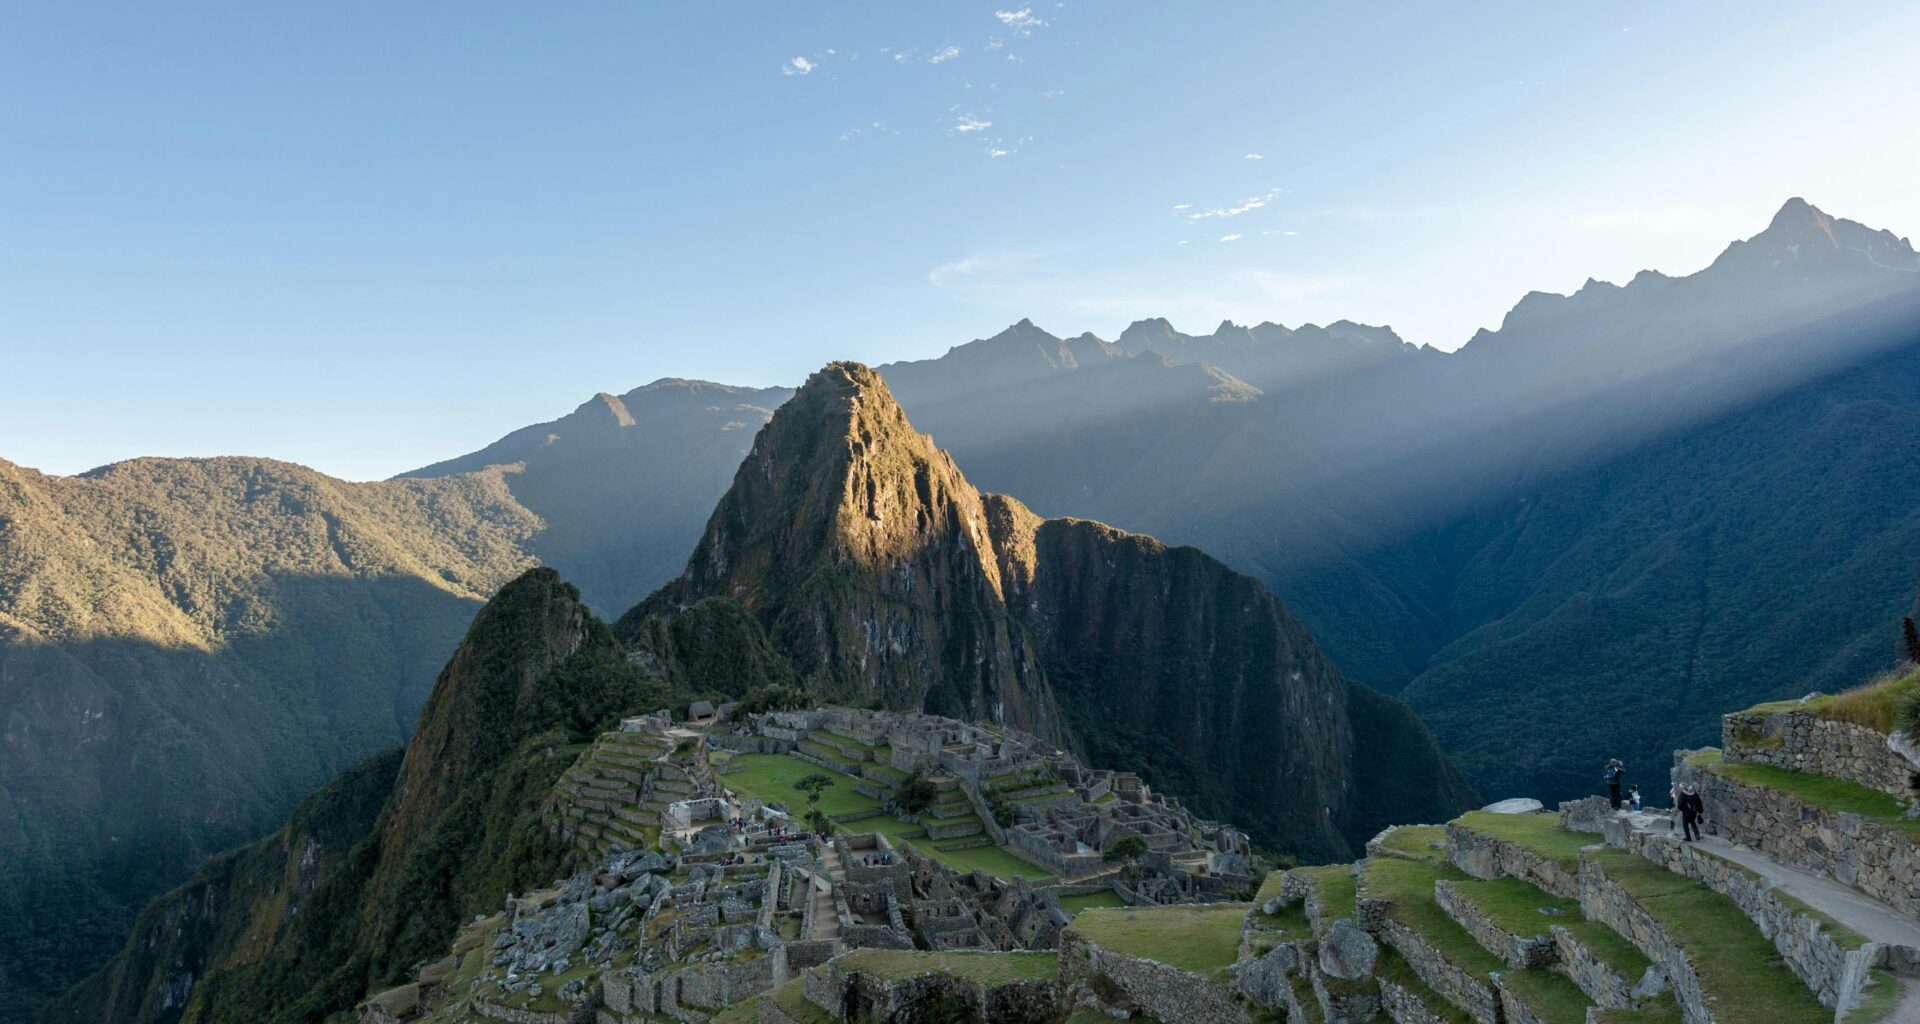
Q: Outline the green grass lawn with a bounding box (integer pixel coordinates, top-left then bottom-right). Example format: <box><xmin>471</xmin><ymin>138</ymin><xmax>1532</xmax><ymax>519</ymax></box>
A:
<box><xmin>764</xmin><ymin>979</ymin><xmax>834</xmax><ymax>1024</ymax></box>
<box><xmin>1374</xmin><ymin>824</ymin><xmax>1449</xmax><ymax>863</ymax></box>
<box><xmin>1586</xmin><ymin>848</ymin><xmax>1830</xmax><ymax>1024</ymax></box>
<box><xmin>1497</xmin><ymin>967</ymin><xmax>1592</xmax><ymax>1024</ymax></box>
<box><xmin>722</xmin><ymin>753</ymin><xmax>879</xmax><ymax>817</ymax></box>
<box><xmin>835</xmin><ymin>948</ymin><xmax>1058</xmax><ymax>983</ymax></box>
<box><xmin>1067</xmin><ymin>902</ymin><xmax>1249</xmax><ymax>977</ymax></box>
<box><xmin>1058</xmin><ymin>889</ymin><xmax>1127</xmax><ymax>916</ymax></box>
<box><xmin>1449</xmin><ymin>875</ymin><xmax>1649</xmax><ymax>980</ymax></box>
<box><xmin>1449</xmin><ymin>876</ymin><xmax>1578</xmax><ymax>936</ymax></box>
<box><xmin>1450</xmin><ymin>811</ymin><xmax>1603</xmax><ymax>866</ymax></box>
<box><xmin>1736</xmin><ymin>668</ymin><xmax>1919</xmax><ymax>734</ymax></box>
<box><xmin>1587</xmin><ymin>992</ymin><xmax>1683</xmax><ymax>1024</ymax></box>
<box><xmin>1295</xmin><ymin>864</ymin><xmax>1358</xmax><ymax>922</ymax></box>
<box><xmin>1363</xmin><ymin>857</ymin><xmax>1504</xmax><ymax>977</ymax></box>
<box><xmin>915</xmin><ymin>840</ymin><xmax>1052</xmax><ymax>881</ymax></box>
<box><xmin>1686</xmin><ymin>750</ymin><xmax>1920</xmax><ymax>840</ymax></box>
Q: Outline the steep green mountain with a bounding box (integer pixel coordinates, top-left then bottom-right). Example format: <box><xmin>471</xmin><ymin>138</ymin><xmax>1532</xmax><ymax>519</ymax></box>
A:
<box><xmin>44</xmin><ymin>567</ymin><xmax>678</xmax><ymax>1024</ymax></box>
<box><xmin>0</xmin><ymin>457</ymin><xmax>539</xmax><ymax>1023</ymax></box>
<box><xmin>619</xmin><ymin>362</ymin><xmax>1473</xmax><ymax>857</ymax></box>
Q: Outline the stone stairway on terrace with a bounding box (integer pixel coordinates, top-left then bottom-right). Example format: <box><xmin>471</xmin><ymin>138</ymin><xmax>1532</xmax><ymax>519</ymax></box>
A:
<box><xmin>544</xmin><ymin>727</ymin><xmax>676</xmax><ymax>864</ymax></box>
<box><xmin>1239</xmin><ymin>782</ymin><xmax>1918</xmax><ymax>1024</ymax></box>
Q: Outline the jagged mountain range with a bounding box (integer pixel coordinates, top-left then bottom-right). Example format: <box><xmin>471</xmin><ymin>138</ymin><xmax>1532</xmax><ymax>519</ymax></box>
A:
<box><xmin>4</xmin><ymin>197</ymin><xmax>1920</xmax><ymax>1020</ymax></box>
<box><xmin>45</xmin><ymin>363</ymin><xmax>1471</xmax><ymax>1024</ymax></box>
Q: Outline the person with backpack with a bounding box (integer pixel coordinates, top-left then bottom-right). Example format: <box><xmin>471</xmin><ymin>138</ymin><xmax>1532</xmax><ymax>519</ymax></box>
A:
<box><xmin>1604</xmin><ymin>759</ymin><xmax>1625</xmax><ymax>809</ymax></box>
<box><xmin>1678</xmin><ymin>783</ymin><xmax>1705</xmax><ymax>841</ymax></box>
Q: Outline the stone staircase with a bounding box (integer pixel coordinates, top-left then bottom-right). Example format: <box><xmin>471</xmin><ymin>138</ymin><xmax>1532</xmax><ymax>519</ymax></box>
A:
<box><xmin>545</xmin><ymin>728</ymin><xmax>675</xmax><ymax>863</ymax></box>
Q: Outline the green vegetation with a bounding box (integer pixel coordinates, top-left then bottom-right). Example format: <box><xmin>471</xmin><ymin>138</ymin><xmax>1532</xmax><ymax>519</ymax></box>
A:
<box><xmin>1362</xmin><ymin>857</ymin><xmax>1503</xmax><ymax>976</ymax></box>
<box><xmin>765</xmin><ymin>979</ymin><xmax>835</xmax><ymax>1024</ymax></box>
<box><xmin>1687</xmin><ymin>752</ymin><xmax>1920</xmax><ymax>839</ymax></box>
<box><xmin>1373</xmin><ymin>824</ymin><xmax>1449</xmax><ymax>863</ymax></box>
<box><xmin>1374</xmin><ymin>947</ymin><xmax>1474</xmax><ymax>1024</ymax></box>
<box><xmin>834</xmin><ymin>948</ymin><xmax>1058</xmax><ymax>983</ymax></box>
<box><xmin>1057</xmin><ymin>890</ymin><xmax>1127</xmax><ymax>916</ymax></box>
<box><xmin>1586</xmin><ymin>848</ymin><xmax>1830</xmax><ymax>1024</ymax></box>
<box><xmin>1740</xmin><ymin>669</ymin><xmax>1920</xmax><ymax>735</ymax></box>
<box><xmin>1066</xmin><ymin>902</ymin><xmax>1249</xmax><ymax>977</ymax></box>
<box><xmin>1847</xmin><ymin>969</ymin><xmax>1907</xmax><ymax>1024</ymax></box>
<box><xmin>722</xmin><ymin>754</ymin><xmax>880</xmax><ymax>817</ymax></box>
<box><xmin>1448</xmin><ymin>876</ymin><xmax>1577</xmax><ymax>935</ymax></box>
<box><xmin>1295</xmin><ymin>864</ymin><xmax>1358</xmax><ymax>923</ymax></box>
<box><xmin>1450</xmin><ymin>812</ymin><xmax>1602</xmax><ymax>866</ymax></box>
<box><xmin>912</xmin><ymin>841</ymin><xmax>1051</xmax><ymax>881</ymax></box>
<box><xmin>1497</xmin><ymin>968</ymin><xmax>1592</xmax><ymax>1024</ymax></box>
<box><xmin>1588</xmin><ymin>992</ymin><xmax>1684</xmax><ymax>1024</ymax></box>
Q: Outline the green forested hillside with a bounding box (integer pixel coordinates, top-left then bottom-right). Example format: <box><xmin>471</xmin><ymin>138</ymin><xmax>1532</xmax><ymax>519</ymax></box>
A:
<box><xmin>1391</xmin><ymin>333</ymin><xmax>1920</xmax><ymax>801</ymax></box>
<box><xmin>0</xmin><ymin>457</ymin><xmax>538</xmax><ymax>1022</ymax></box>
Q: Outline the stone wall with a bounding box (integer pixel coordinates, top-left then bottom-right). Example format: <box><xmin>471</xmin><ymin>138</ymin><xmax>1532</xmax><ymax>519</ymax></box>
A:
<box><xmin>1576</xmin><ymin>854</ymin><xmax>1712</xmax><ymax>1024</ymax></box>
<box><xmin>1378</xmin><ymin>976</ymin><xmax>1454</xmax><ymax>1024</ymax></box>
<box><xmin>1433</xmin><ymin>881</ymin><xmax>1556</xmax><ymax>968</ymax></box>
<box><xmin>1492</xmin><ymin>974</ymin><xmax>1553</xmax><ymax>1024</ymax></box>
<box><xmin>1549</xmin><ymin>925</ymin><xmax>1635</xmax><ymax>1009</ymax></box>
<box><xmin>1722</xmin><ymin>710</ymin><xmax>1920</xmax><ymax>799</ymax></box>
<box><xmin>1445</xmin><ymin>824</ymin><xmax>1583</xmax><ymax>901</ymax></box>
<box><xmin>1674</xmin><ymin>759</ymin><xmax>1920</xmax><ymax>918</ymax></box>
<box><xmin>1058</xmin><ymin>929</ymin><xmax>1252</xmax><ymax>1024</ymax></box>
<box><xmin>1622</xmin><ymin>828</ymin><xmax>1894</xmax><ymax>1010</ymax></box>
<box><xmin>804</xmin><ymin>954</ymin><xmax>1060</xmax><ymax>1024</ymax></box>
<box><xmin>1379</xmin><ymin>920</ymin><xmax>1499</xmax><ymax>1024</ymax></box>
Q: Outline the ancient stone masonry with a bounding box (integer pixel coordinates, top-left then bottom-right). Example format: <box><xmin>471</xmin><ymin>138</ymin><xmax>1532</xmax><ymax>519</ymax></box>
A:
<box><xmin>1445</xmin><ymin>823</ymin><xmax>1584</xmax><ymax>901</ymax></box>
<box><xmin>1434</xmin><ymin>880</ymin><xmax>1556</xmax><ymax>969</ymax></box>
<box><xmin>1576</xmin><ymin>852</ymin><xmax>1719</xmax><ymax>1024</ymax></box>
<box><xmin>1058</xmin><ymin>928</ymin><xmax>1252</xmax><ymax>1024</ymax></box>
<box><xmin>1619</xmin><ymin>824</ymin><xmax>1899</xmax><ymax>1009</ymax></box>
<box><xmin>1721</xmin><ymin>708</ymin><xmax>1920</xmax><ymax>799</ymax></box>
<box><xmin>1673</xmin><ymin>754</ymin><xmax>1920</xmax><ymax>919</ymax></box>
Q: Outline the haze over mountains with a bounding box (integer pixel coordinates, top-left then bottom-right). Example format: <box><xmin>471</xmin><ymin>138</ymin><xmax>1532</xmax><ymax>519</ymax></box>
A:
<box><xmin>4</xmin><ymin>198</ymin><xmax>1920</xmax><ymax>1020</ymax></box>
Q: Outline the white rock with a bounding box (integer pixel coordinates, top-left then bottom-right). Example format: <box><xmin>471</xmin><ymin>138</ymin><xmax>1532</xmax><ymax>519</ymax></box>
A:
<box><xmin>1481</xmin><ymin>798</ymin><xmax>1545</xmax><ymax>814</ymax></box>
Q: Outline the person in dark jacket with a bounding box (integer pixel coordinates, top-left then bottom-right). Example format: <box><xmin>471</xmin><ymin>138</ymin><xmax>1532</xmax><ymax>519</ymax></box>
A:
<box><xmin>1677</xmin><ymin>783</ymin><xmax>1705</xmax><ymax>841</ymax></box>
<box><xmin>1604</xmin><ymin>759</ymin><xmax>1625</xmax><ymax>809</ymax></box>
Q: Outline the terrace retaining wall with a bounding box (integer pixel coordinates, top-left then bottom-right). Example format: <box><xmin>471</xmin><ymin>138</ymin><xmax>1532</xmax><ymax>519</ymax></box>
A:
<box><xmin>1721</xmin><ymin>709</ymin><xmax>1920</xmax><ymax>799</ymax></box>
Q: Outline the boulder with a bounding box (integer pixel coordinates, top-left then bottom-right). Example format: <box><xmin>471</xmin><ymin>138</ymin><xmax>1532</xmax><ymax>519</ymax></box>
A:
<box><xmin>1482</xmin><ymin>798</ymin><xmax>1544</xmax><ymax>814</ymax></box>
<box><xmin>1319</xmin><ymin>918</ymin><xmax>1379</xmax><ymax>980</ymax></box>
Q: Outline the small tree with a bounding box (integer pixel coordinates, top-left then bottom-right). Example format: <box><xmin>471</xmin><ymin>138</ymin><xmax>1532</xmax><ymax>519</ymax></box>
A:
<box><xmin>795</xmin><ymin>773</ymin><xmax>835</xmax><ymax>833</ymax></box>
<box><xmin>1103</xmin><ymin>834</ymin><xmax>1147</xmax><ymax>864</ymax></box>
<box><xmin>1903</xmin><ymin>617</ymin><xmax>1920</xmax><ymax>665</ymax></box>
<box><xmin>892</xmin><ymin>769</ymin><xmax>937</xmax><ymax>816</ymax></box>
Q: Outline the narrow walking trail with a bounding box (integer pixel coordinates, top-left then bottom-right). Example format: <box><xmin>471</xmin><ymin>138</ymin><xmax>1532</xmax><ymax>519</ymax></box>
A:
<box><xmin>1623</xmin><ymin>811</ymin><xmax>1920</xmax><ymax>1018</ymax></box>
<box><xmin>806</xmin><ymin>843</ymin><xmax>843</xmax><ymax>941</ymax></box>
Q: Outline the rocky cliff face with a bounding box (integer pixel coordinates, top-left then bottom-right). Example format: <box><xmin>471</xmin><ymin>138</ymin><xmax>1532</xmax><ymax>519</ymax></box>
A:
<box><xmin>624</xmin><ymin>362</ymin><xmax>1471</xmax><ymax>859</ymax></box>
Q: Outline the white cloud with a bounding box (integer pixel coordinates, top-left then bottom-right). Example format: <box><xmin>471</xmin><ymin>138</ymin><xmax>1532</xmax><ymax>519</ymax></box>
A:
<box><xmin>1039</xmin><ymin>89</ymin><xmax>1065</xmax><ymax>99</ymax></box>
<box><xmin>782</xmin><ymin>56</ymin><xmax>816</xmax><ymax>76</ymax></box>
<box><xmin>994</xmin><ymin>7</ymin><xmax>1047</xmax><ymax>34</ymax></box>
<box><xmin>929</xmin><ymin>45</ymin><xmax>961</xmax><ymax>63</ymax></box>
<box><xmin>1245</xmin><ymin>153</ymin><xmax>1265</xmax><ymax>160</ymax></box>
<box><xmin>1187</xmin><ymin>187</ymin><xmax>1288</xmax><ymax>221</ymax></box>
<box><xmin>1171</xmin><ymin>203</ymin><xmax>1192</xmax><ymax>211</ymax></box>
<box><xmin>953</xmin><ymin>113</ymin><xmax>993</xmax><ymax>132</ymax></box>
<box><xmin>1176</xmin><ymin>240</ymin><xmax>1190</xmax><ymax>246</ymax></box>
<box><xmin>1219</xmin><ymin>233</ymin><xmax>1243</xmax><ymax>242</ymax></box>
<box><xmin>987</xmin><ymin>146</ymin><xmax>1011</xmax><ymax>158</ymax></box>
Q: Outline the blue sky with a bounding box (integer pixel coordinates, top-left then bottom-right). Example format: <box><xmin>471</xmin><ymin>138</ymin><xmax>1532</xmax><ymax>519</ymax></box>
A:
<box><xmin>4</xmin><ymin>1</ymin><xmax>1918</xmax><ymax>480</ymax></box>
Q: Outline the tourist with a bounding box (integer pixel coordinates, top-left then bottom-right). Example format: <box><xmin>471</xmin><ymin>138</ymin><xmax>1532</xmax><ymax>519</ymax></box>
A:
<box><xmin>1677</xmin><ymin>783</ymin><xmax>1705</xmax><ymax>842</ymax></box>
<box><xmin>1604</xmin><ymin>758</ymin><xmax>1625</xmax><ymax>809</ymax></box>
<box><xmin>1628</xmin><ymin>785</ymin><xmax>1642</xmax><ymax>812</ymax></box>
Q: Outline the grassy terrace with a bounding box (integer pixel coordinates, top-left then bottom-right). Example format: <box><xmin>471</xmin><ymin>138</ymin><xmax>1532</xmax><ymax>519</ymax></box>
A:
<box><xmin>1685</xmin><ymin>749</ymin><xmax>1920</xmax><ymax>840</ymax></box>
<box><xmin>1375</xmin><ymin>946</ymin><xmax>1473</xmax><ymax>1024</ymax></box>
<box><xmin>764</xmin><ymin>979</ymin><xmax>834</xmax><ymax>1024</ymax></box>
<box><xmin>1363</xmin><ymin>856</ymin><xmax>1504</xmax><ymax>976</ymax></box>
<box><xmin>835</xmin><ymin>948</ymin><xmax>1058</xmax><ymax>983</ymax></box>
<box><xmin>1294</xmin><ymin>864</ymin><xmax>1358</xmax><ymax>923</ymax></box>
<box><xmin>1450</xmin><ymin>811</ymin><xmax>1603</xmax><ymax>866</ymax></box>
<box><xmin>1057</xmin><ymin>889</ymin><xmax>1126</xmax><ymax>916</ymax></box>
<box><xmin>1737</xmin><ymin>668</ymin><xmax>1919</xmax><ymax>734</ymax></box>
<box><xmin>1497</xmin><ymin>967</ymin><xmax>1592</xmax><ymax>1024</ymax></box>
<box><xmin>1585</xmin><ymin>848</ymin><xmax>1830</xmax><ymax>1024</ymax></box>
<box><xmin>1066</xmin><ymin>902</ymin><xmax>1249</xmax><ymax>977</ymax></box>
<box><xmin>719</xmin><ymin>752</ymin><xmax>1051</xmax><ymax>880</ymax></box>
<box><xmin>1445</xmin><ymin>873</ymin><xmax>1647</xmax><ymax>977</ymax></box>
<box><xmin>1374</xmin><ymin>824</ymin><xmax>1449</xmax><ymax>864</ymax></box>
<box><xmin>1588</xmin><ymin>993</ymin><xmax>1684</xmax><ymax>1024</ymax></box>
